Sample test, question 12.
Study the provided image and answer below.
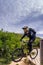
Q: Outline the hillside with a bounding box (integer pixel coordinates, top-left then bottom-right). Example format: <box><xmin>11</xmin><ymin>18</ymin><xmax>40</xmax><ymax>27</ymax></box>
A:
<box><xmin>0</xmin><ymin>30</ymin><xmax>40</xmax><ymax>65</ymax></box>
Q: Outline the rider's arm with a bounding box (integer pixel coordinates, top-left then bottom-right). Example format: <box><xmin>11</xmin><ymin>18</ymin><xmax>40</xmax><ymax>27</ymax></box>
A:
<box><xmin>29</xmin><ymin>28</ymin><xmax>36</xmax><ymax>34</ymax></box>
<box><xmin>20</xmin><ymin>34</ymin><xmax>26</xmax><ymax>41</ymax></box>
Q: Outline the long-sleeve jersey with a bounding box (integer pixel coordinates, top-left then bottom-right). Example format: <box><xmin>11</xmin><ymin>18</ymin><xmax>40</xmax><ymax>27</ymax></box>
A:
<box><xmin>21</xmin><ymin>28</ymin><xmax>36</xmax><ymax>40</ymax></box>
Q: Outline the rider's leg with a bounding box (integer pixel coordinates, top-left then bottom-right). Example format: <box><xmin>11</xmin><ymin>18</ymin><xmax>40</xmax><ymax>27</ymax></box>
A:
<box><xmin>27</xmin><ymin>39</ymin><xmax>32</xmax><ymax>53</ymax></box>
<box><xmin>27</xmin><ymin>36</ymin><xmax>36</xmax><ymax>53</ymax></box>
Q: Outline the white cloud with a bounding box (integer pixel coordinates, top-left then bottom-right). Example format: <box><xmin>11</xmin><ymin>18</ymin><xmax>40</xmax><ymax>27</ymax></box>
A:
<box><xmin>0</xmin><ymin>0</ymin><xmax>43</xmax><ymax>24</ymax></box>
<box><xmin>37</xmin><ymin>31</ymin><xmax>43</xmax><ymax>34</ymax></box>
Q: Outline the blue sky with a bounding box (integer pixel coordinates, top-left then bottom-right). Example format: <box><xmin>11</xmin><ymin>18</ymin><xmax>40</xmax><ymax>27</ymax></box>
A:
<box><xmin>0</xmin><ymin>0</ymin><xmax>43</xmax><ymax>38</ymax></box>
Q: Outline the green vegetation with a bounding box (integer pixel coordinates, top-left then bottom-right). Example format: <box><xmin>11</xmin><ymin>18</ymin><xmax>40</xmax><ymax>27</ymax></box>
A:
<box><xmin>0</xmin><ymin>29</ymin><xmax>40</xmax><ymax>65</ymax></box>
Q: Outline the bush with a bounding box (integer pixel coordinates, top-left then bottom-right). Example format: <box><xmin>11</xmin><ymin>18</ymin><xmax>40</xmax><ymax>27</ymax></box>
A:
<box><xmin>0</xmin><ymin>30</ymin><xmax>40</xmax><ymax>64</ymax></box>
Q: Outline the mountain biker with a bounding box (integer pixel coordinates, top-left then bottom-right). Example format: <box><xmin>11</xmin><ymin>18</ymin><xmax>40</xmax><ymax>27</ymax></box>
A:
<box><xmin>20</xmin><ymin>26</ymin><xmax>36</xmax><ymax>53</ymax></box>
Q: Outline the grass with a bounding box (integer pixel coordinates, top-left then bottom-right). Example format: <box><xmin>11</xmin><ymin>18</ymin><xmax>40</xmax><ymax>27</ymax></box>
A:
<box><xmin>0</xmin><ymin>57</ymin><xmax>11</xmax><ymax>65</ymax></box>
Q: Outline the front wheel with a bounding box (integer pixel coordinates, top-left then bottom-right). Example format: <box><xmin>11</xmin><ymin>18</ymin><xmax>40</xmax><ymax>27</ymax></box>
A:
<box><xmin>30</xmin><ymin>48</ymin><xmax>38</xmax><ymax>59</ymax></box>
<box><xmin>12</xmin><ymin>48</ymin><xmax>23</xmax><ymax>62</ymax></box>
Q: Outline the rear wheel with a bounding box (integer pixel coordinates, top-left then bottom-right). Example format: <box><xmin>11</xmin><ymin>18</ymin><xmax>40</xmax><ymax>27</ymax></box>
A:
<box><xmin>12</xmin><ymin>48</ymin><xmax>23</xmax><ymax>62</ymax></box>
<box><xmin>30</xmin><ymin>48</ymin><xmax>38</xmax><ymax>59</ymax></box>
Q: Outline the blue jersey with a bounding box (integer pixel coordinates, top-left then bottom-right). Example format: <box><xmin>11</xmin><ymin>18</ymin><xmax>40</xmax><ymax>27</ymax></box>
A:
<box><xmin>21</xmin><ymin>28</ymin><xmax>36</xmax><ymax>39</ymax></box>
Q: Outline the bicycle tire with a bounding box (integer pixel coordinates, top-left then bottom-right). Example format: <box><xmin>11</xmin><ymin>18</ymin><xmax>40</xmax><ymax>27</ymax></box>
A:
<box><xmin>30</xmin><ymin>48</ymin><xmax>38</xmax><ymax>59</ymax></box>
<box><xmin>12</xmin><ymin>48</ymin><xmax>23</xmax><ymax>62</ymax></box>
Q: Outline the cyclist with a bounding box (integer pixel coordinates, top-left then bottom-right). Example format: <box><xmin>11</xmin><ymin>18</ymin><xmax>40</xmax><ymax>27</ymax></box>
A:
<box><xmin>20</xmin><ymin>26</ymin><xmax>36</xmax><ymax>53</ymax></box>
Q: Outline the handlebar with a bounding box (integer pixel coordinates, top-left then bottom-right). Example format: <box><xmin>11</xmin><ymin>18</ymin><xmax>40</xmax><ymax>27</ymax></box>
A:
<box><xmin>20</xmin><ymin>40</ymin><xmax>37</xmax><ymax>46</ymax></box>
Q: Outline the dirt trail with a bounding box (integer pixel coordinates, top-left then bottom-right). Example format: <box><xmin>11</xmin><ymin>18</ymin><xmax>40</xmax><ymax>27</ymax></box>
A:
<box><xmin>9</xmin><ymin>58</ymin><xmax>28</xmax><ymax>65</ymax></box>
<box><xmin>9</xmin><ymin>61</ymin><xmax>27</xmax><ymax>65</ymax></box>
<box><xmin>9</xmin><ymin>57</ymin><xmax>36</xmax><ymax>65</ymax></box>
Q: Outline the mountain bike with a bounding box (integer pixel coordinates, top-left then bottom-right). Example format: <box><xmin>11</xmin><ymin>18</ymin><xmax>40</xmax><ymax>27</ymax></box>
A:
<box><xmin>12</xmin><ymin>40</ymin><xmax>38</xmax><ymax>62</ymax></box>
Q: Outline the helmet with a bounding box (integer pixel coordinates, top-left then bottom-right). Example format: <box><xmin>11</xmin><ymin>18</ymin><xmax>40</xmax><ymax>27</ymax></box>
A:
<box><xmin>22</xmin><ymin>26</ymin><xmax>28</xmax><ymax>29</ymax></box>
